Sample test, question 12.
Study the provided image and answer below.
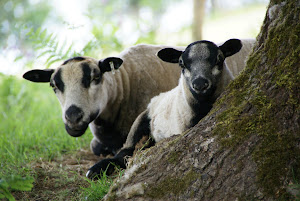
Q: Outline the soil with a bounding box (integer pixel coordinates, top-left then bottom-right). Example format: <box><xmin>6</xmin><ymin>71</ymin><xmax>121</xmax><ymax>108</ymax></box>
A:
<box><xmin>12</xmin><ymin>149</ymin><xmax>104</xmax><ymax>201</ymax></box>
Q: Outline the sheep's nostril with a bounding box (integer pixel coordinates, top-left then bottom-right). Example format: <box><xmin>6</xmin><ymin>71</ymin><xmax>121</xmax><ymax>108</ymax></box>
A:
<box><xmin>193</xmin><ymin>84</ymin><xmax>200</xmax><ymax>91</ymax></box>
<box><xmin>192</xmin><ymin>78</ymin><xmax>209</xmax><ymax>92</ymax></box>
<box><xmin>202</xmin><ymin>82</ymin><xmax>209</xmax><ymax>90</ymax></box>
<box><xmin>65</xmin><ymin>105</ymin><xmax>84</xmax><ymax>124</ymax></box>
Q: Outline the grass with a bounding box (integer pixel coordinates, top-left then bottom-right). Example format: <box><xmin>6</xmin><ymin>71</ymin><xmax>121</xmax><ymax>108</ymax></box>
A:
<box><xmin>0</xmin><ymin>73</ymin><xmax>91</xmax><ymax>176</ymax></box>
<box><xmin>0</xmin><ymin>73</ymin><xmax>112</xmax><ymax>200</ymax></box>
<box><xmin>81</xmin><ymin>172</ymin><xmax>115</xmax><ymax>201</ymax></box>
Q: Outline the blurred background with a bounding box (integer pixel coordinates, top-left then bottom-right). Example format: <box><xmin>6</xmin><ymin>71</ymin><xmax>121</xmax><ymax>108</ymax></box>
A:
<box><xmin>1</xmin><ymin>0</ymin><xmax>269</xmax><ymax>75</ymax></box>
<box><xmin>0</xmin><ymin>1</ymin><xmax>269</xmax><ymax>197</ymax></box>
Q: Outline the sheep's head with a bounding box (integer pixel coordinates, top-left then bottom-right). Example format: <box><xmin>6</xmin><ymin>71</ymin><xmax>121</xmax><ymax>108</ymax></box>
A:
<box><xmin>23</xmin><ymin>56</ymin><xmax>123</xmax><ymax>137</ymax></box>
<box><xmin>157</xmin><ymin>39</ymin><xmax>242</xmax><ymax>100</ymax></box>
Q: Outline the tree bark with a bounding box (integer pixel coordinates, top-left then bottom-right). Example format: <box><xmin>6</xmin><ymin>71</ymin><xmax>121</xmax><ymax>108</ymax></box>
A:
<box><xmin>192</xmin><ymin>0</ymin><xmax>206</xmax><ymax>40</ymax></box>
<box><xmin>105</xmin><ymin>1</ymin><xmax>300</xmax><ymax>200</ymax></box>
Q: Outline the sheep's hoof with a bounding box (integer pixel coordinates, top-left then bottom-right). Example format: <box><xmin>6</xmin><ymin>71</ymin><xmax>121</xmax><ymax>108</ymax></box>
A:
<box><xmin>86</xmin><ymin>158</ymin><xmax>116</xmax><ymax>180</ymax></box>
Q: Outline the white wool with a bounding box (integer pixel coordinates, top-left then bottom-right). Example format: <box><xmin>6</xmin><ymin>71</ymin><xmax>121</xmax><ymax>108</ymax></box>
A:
<box><xmin>136</xmin><ymin>39</ymin><xmax>256</xmax><ymax>143</ymax></box>
<box><xmin>148</xmin><ymin>76</ymin><xmax>194</xmax><ymax>142</ymax></box>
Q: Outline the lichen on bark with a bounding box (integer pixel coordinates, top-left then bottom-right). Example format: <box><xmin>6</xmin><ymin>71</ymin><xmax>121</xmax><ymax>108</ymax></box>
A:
<box><xmin>214</xmin><ymin>0</ymin><xmax>300</xmax><ymax>197</ymax></box>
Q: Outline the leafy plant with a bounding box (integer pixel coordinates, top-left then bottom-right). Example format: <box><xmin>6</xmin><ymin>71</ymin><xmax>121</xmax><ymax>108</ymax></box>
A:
<box><xmin>0</xmin><ymin>175</ymin><xmax>34</xmax><ymax>201</ymax></box>
<box><xmin>26</xmin><ymin>27</ymin><xmax>83</xmax><ymax>68</ymax></box>
<box><xmin>0</xmin><ymin>74</ymin><xmax>92</xmax><ymax>177</ymax></box>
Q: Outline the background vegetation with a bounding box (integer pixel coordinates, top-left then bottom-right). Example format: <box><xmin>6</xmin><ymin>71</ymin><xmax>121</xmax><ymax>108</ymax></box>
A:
<box><xmin>0</xmin><ymin>0</ymin><xmax>268</xmax><ymax>200</ymax></box>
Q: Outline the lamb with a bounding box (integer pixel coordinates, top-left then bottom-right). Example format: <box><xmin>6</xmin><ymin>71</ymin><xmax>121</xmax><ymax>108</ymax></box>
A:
<box><xmin>86</xmin><ymin>38</ymin><xmax>243</xmax><ymax>179</ymax></box>
<box><xmin>224</xmin><ymin>39</ymin><xmax>255</xmax><ymax>77</ymax></box>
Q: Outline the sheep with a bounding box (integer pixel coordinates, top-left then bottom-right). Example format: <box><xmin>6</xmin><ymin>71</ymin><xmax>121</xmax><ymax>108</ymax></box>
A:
<box><xmin>86</xmin><ymin>38</ymin><xmax>243</xmax><ymax>179</ymax></box>
<box><xmin>224</xmin><ymin>39</ymin><xmax>255</xmax><ymax>77</ymax></box>
<box><xmin>23</xmin><ymin>44</ymin><xmax>182</xmax><ymax>157</ymax></box>
<box><xmin>22</xmin><ymin>39</ymin><xmax>254</xmax><ymax>179</ymax></box>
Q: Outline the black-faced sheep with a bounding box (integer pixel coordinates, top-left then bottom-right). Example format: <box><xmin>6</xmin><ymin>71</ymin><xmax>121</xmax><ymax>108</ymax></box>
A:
<box><xmin>23</xmin><ymin>45</ymin><xmax>182</xmax><ymax>157</ymax></box>
<box><xmin>86</xmin><ymin>39</ymin><xmax>243</xmax><ymax>179</ymax></box>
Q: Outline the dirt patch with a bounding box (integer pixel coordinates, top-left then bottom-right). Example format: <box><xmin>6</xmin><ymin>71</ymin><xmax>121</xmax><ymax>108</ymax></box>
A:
<box><xmin>12</xmin><ymin>149</ymin><xmax>106</xmax><ymax>200</ymax></box>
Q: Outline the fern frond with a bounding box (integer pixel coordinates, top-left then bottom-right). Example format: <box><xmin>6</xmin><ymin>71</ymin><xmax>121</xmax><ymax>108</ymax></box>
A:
<box><xmin>0</xmin><ymin>176</ymin><xmax>34</xmax><ymax>201</ymax></box>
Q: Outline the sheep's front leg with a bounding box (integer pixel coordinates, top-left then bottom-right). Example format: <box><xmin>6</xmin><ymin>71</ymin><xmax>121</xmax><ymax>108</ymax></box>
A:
<box><xmin>90</xmin><ymin>121</ymin><xmax>126</xmax><ymax>156</ymax></box>
<box><xmin>90</xmin><ymin>137</ymin><xmax>114</xmax><ymax>156</ymax></box>
<box><xmin>86</xmin><ymin>110</ymin><xmax>152</xmax><ymax>179</ymax></box>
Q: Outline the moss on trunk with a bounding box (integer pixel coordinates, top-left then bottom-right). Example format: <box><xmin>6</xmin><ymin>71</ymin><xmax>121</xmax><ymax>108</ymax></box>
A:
<box><xmin>214</xmin><ymin>0</ymin><xmax>300</xmax><ymax>197</ymax></box>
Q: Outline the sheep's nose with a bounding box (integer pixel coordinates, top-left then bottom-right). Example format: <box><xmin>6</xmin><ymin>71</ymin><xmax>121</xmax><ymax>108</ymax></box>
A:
<box><xmin>65</xmin><ymin>105</ymin><xmax>84</xmax><ymax>124</ymax></box>
<box><xmin>192</xmin><ymin>77</ymin><xmax>209</xmax><ymax>92</ymax></box>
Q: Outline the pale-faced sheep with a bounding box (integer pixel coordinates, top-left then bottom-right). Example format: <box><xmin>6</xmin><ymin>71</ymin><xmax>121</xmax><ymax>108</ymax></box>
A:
<box><xmin>86</xmin><ymin>39</ymin><xmax>243</xmax><ymax>179</ymax></box>
<box><xmin>23</xmin><ymin>45</ymin><xmax>182</xmax><ymax>156</ymax></box>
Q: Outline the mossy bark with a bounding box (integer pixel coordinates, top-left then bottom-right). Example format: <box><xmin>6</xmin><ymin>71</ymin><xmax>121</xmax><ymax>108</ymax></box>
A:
<box><xmin>105</xmin><ymin>1</ymin><xmax>300</xmax><ymax>200</ymax></box>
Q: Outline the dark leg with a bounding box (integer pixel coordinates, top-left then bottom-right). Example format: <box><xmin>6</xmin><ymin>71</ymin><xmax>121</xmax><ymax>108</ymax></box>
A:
<box><xmin>86</xmin><ymin>110</ymin><xmax>151</xmax><ymax>179</ymax></box>
<box><xmin>90</xmin><ymin>137</ymin><xmax>114</xmax><ymax>156</ymax></box>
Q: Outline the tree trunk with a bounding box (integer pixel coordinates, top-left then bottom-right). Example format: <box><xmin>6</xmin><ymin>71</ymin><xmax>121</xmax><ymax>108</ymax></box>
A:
<box><xmin>192</xmin><ymin>0</ymin><xmax>206</xmax><ymax>40</ymax></box>
<box><xmin>105</xmin><ymin>1</ymin><xmax>300</xmax><ymax>200</ymax></box>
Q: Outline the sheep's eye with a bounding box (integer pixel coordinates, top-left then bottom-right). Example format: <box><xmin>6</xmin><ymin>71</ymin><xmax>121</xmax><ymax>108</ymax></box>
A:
<box><xmin>50</xmin><ymin>82</ymin><xmax>58</xmax><ymax>92</ymax></box>
<box><xmin>91</xmin><ymin>74</ymin><xmax>101</xmax><ymax>83</ymax></box>
<box><xmin>179</xmin><ymin>59</ymin><xmax>185</xmax><ymax>68</ymax></box>
<box><xmin>216</xmin><ymin>54</ymin><xmax>224</xmax><ymax>66</ymax></box>
<box><xmin>93</xmin><ymin>76</ymin><xmax>100</xmax><ymax>81</ymax></box>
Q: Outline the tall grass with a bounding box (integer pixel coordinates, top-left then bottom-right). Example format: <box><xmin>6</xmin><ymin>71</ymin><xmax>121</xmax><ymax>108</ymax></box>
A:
<box><xmin>0</xmin><ymin>73</ymin><xmax>92</xmax><ymax>178</ymax></box>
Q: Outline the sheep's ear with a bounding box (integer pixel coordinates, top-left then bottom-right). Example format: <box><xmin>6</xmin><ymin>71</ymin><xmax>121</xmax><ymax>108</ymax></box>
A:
<box><xmin>157</xmin><ymin>48</ymin><xmax>183</xmax><ymax>63</ymax></box>
<box><xmin>219</xmin><ymin>39</ymin><xmax>242</xmax><ymax>58</ymax></box>
<box><xmin>99</xmin><ymin>57</ymin><xmax>123</xmax><ymax>73</ymax></box>
<box><xmin>23</xmin><ymin>69</ymin><xmax>54</xmax><ymax>82</ymax></box>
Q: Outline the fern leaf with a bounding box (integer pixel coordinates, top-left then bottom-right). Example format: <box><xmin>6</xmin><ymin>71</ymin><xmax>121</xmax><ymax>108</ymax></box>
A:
<box><xmin>37</xmin><ymin>49</ymin><xmax>53</xmax><ymax>59</ymax></box>
<box><xmin>45</xmin><ymin>54</ymin><xmax>58</xmax><ymax>64</ymax></box>
<box><xmin>64</xmin><ymin>43</ymin><xmax>74</xmax><ymax>57</ymax></box>
<box><xmin>0</xmin><ymin>187</ymin><xmax>15</xmax><ymax>201</ymax></box>
<box><xmin>45</xmin><ymin>33</ymin><xmax>54</xmax><ymax>44</ymax></box>
<box><xmin>47</xmin><ymin>57</ymin><xmax>62</xmax><ymax>68</ymax></box>
<box><xmin>58</xmin><ymin>39</ymin><xmax>68</xmax><ymax>57</ymax></box>
<box><xmin>7</xmin><ymin>176</ymin><xmax>34</xmax><ymax>191</ymax></box>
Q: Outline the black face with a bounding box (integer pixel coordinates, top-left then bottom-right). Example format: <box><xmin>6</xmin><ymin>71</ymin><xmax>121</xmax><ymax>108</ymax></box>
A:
<box><xmin>157</xmin><ymin>39</ymin><xmax>242</xmax><ymax>100</ymax></box>
<box><xmin>180</xmin><ymin>41</ymin><xmax>225</xmax><ymax>99</ymax></box>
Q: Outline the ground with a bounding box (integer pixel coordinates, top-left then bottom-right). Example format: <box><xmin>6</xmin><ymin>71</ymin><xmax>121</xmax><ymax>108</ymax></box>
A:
<box><xmin>12</xmin><ymin>149</ymin><xmax>102</xmax><ymax>200</ymax></box>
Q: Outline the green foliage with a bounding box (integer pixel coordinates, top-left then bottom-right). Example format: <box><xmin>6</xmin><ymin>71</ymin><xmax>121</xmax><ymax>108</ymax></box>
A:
<box><xmin>81</xmin><ymin>176</ymin><xmax>112</xmax><ymax>200</ymax></box>
<box><xmin>0</xmin><ymin>73</ymin><xmax>91</xmax><ymax>178</ymax></box>
<box><xmin>26</xmin><ymin>27</ymin><xmax>99</xmax><ymax>68</ymax></box>
<box><xmin>0</xmin><ymin>0</ymin><xmax>52</xmax><ymax>47</ymax></box>
<box><xmin>81</xmin><ymin>170</ymin><xmax>123</xmax><ymax>201</ymax></box>
<box><xmin>90</xmin><ymin>22</ymin><xmax>124</xmax><ymax>54</ymax></box>
<box><xmin>0</xmin><ymin>175</ymin><xmax>34</xmax><ymax>201</ymax></box>
<box><xmin>86</xmin><ymin>0</ymin><xmax>180</xmax><ymax>47</ymax></box>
